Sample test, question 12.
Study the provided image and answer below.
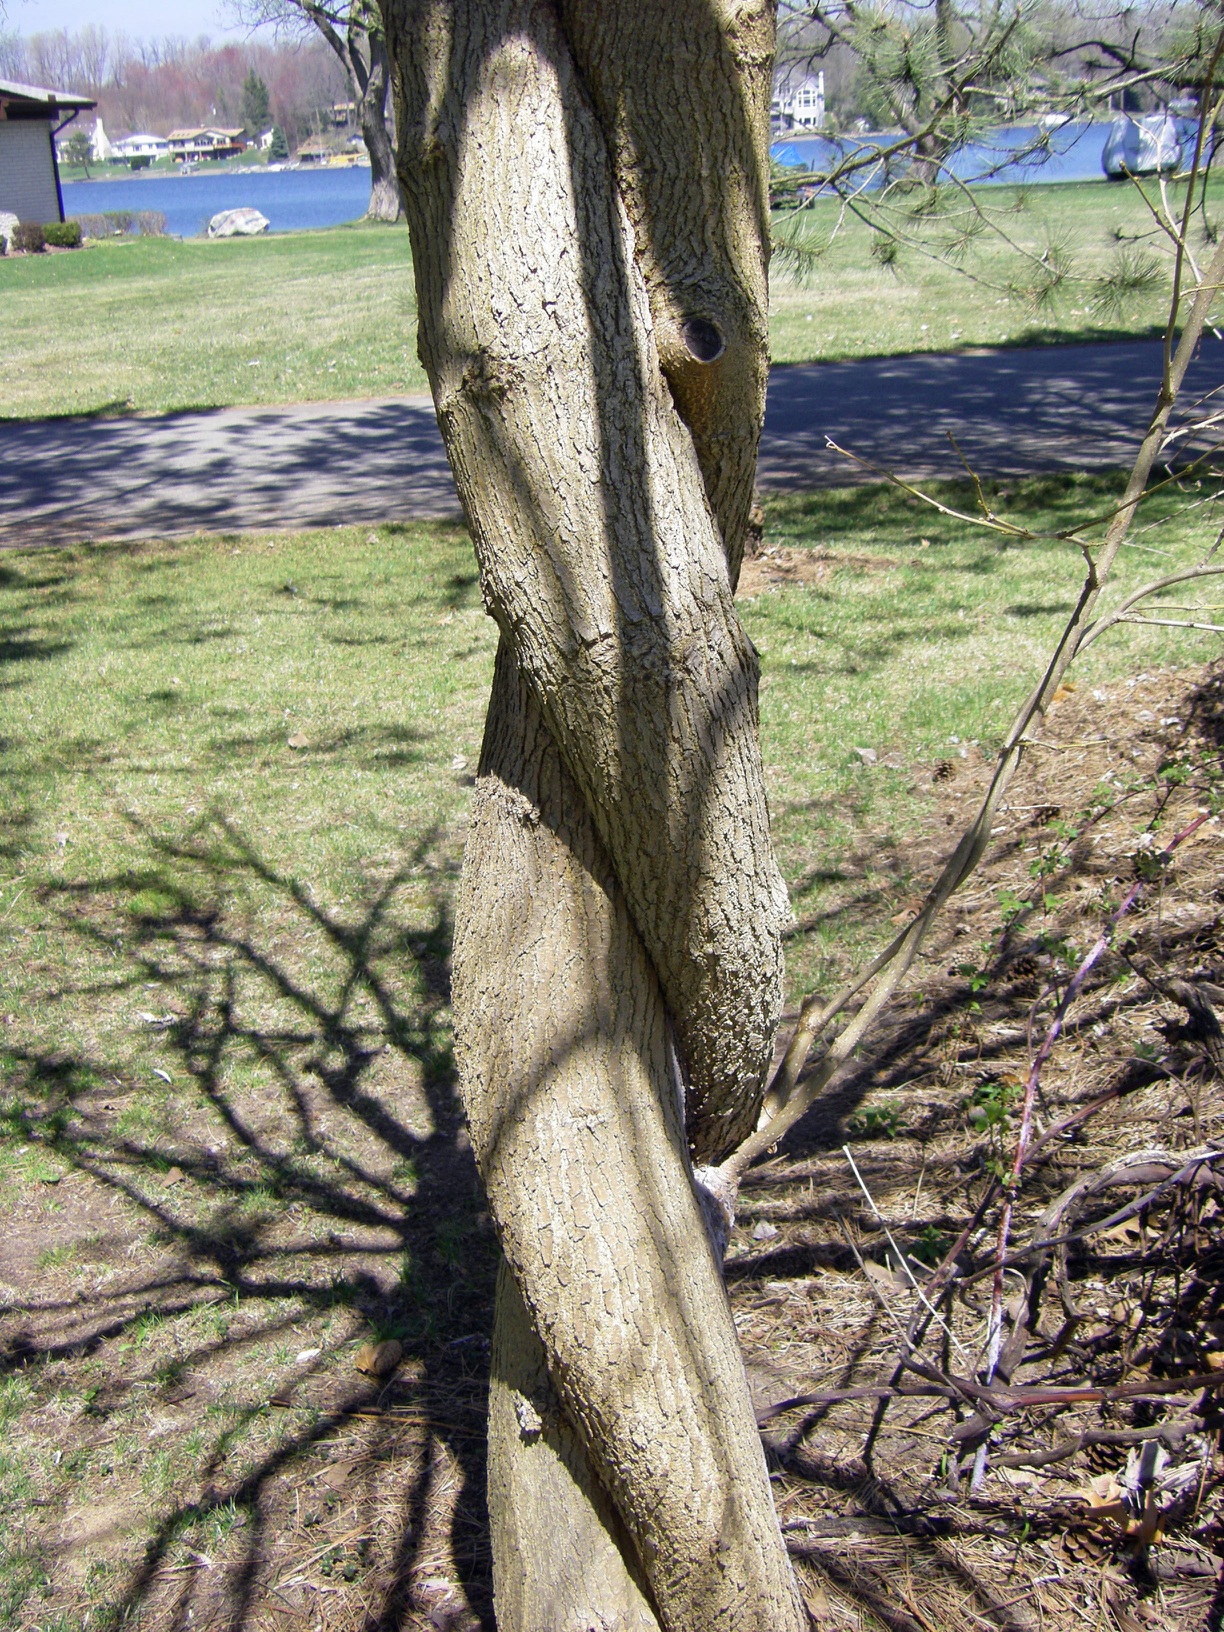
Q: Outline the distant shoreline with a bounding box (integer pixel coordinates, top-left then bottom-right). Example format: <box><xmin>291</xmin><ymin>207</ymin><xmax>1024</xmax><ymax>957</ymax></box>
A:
<box><xmin>59</xmin><ymin>160</ymin><xmax>371</xmax><ymax>184</ymax></box>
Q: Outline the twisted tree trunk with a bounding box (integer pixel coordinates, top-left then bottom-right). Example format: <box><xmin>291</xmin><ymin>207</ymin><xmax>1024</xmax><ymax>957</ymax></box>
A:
<box><xmin>382</xmin><ymin>2</ymin><xmax>804</xmax><ymax>1624</ymax></box>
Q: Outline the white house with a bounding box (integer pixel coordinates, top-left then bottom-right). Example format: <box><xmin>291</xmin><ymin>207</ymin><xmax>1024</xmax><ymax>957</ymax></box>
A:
<box><xmin>112</xmin><ymin>132</ymin><xmax>170</xmax><ymax>162</ymax></box>
<box><xmin>772</xmin><ymin>71</ymin><xmax>827</xmax><ymax>133</ymax></box>
<box><xmin>0</xmin><ymin>79</ymin><xmax>96</xmax><ymax>224</ymax></box>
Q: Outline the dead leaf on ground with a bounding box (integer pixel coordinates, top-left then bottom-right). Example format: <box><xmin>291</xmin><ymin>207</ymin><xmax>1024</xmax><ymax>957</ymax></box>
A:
<box><xmin>353</xmin><ymin>1338</ymin><xmax>402</xmax><ymax>1378</ymax></box>
<box><xmin>801</xmin><ymin>1577</ymin><xmax>833</xmax><ymax>1621</ymax></box>
<box><xmin>161</xmin><ymin>1166</ymin><xmax>184</xmax><ymax>1187</ymax></box>
<box><xmin>861</xmin><ymin>1258</ymin><xmax>909</xmax><ymax>1290</ymax></box>
<box><xmin>287</xmin><ymin>733</ymin><xmax>309</xmax><ymax>750</ymax></box>
<box><xmin>318</xmin><ymin>1457</ymin><xmax>363</xmax><ymax>1491</ymax></box>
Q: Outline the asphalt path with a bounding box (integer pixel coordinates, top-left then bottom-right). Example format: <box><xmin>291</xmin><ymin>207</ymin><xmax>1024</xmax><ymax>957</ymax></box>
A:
<box><xmin>2</xmin><ymin>337</ymin><xmax>1221</xmax><ymax>548</ymax></box>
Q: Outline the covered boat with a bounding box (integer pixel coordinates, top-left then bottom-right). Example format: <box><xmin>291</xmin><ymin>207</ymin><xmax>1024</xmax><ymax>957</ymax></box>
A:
<box><xmin>1102</xmin><ymin>114</ymin><xmax>1181</xmax><ymax>177</ymax></box>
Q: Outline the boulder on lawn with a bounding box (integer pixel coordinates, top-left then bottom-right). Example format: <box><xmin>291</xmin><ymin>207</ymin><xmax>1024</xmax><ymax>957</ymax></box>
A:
<box><xmin>0</xmin><ymin>212</ymin><xmax>18</xmax><ymax>254</ymax></box>
<box><xmin>207</xmin><ymin>207</ymin><xmax>269</xmax><ymax>239</ymax></box>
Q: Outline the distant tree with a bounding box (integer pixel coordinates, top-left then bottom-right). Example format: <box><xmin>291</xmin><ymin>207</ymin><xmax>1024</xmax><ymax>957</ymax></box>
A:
<box><xmin>231</xmin><ymin>0</ymin><xmax>403</xmax><ymax>220</ymax></box>
<box><xmin>60</xmin><ymin>127</ymin><xmax>92</xmax><ymax>176</ymax></box>
<box><xmin>241</xmin><ymin>67</ymin><xmax>272</xmax><ymax>135</ymax></box>
<box><xmin>267</xmin><ymin>123</ymin><xmax>290</xmax><ymax>160</ymax></box>
<box><xmin>1</xmin><ymin>25</ymin><xmax>349</xmax><ymax>159</ymax></box>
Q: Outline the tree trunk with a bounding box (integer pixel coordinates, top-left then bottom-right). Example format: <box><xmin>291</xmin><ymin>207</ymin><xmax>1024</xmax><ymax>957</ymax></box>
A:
<box><xmin>382</xmin><ymin>2</ymin><xmax>803</xmax><ymax>1625</ymax></box>
<box><xmin>358</xmin><ymin>34</ymin><xmax>403</xmax><ymax>221</ymax></box>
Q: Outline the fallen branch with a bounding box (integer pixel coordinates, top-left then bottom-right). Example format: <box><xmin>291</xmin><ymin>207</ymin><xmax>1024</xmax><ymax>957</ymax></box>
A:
<box><xmin>954</xmin><ymin>1146</ymin><xmax>1224</xmax><ymax>1289</ymax></box>
<box><xmin>993</xmin><ymin>1418</ymin><xmax>1201</xmax><ymax>1470</ymax></box>
<box><xmin>755</xmin><ymin>1367</ymin><xmax>1224</xmax><ymax>1429</ymax></box>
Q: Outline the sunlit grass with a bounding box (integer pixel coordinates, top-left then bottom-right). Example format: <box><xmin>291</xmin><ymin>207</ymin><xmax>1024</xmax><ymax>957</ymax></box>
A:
<box><xmin>0</xmin><ymin>222</ymin><xmax>421</xmax><ymax>419</ymax></box>
<box><xmin>0</xmin><ymin>474</ymin><xmax>1215</xmax><ymax>1036</ymax></box>
<box><xmin>2</xmin><ymin>180</ymin><xmax>1220</xmax><ymax>419</ymax></box>
<box><xmin>768</xmin><ymin>179</ymin><xmax>1221</xmax><ymax>362</ymax></box>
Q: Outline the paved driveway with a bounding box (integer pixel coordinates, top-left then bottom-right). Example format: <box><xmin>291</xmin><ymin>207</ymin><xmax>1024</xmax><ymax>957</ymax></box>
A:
<box><xmin>1</xmin><ymin>338</ymin><xmax>1220</xmax><ymax>548</ymax></box>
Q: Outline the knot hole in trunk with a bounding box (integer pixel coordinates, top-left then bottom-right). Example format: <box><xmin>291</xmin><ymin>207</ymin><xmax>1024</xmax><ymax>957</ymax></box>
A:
<box><xmin>681</xmin><ymin>316</ymin><xmax>725</xmax><ymax>364</ymax></box>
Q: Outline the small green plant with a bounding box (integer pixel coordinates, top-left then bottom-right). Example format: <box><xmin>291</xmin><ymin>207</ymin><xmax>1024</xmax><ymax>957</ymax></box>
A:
<box><xmin>43</xmin><ymin>221</ymin><xmax>82</xmax><ymax>249</ymax></box>
<box><xmin>957</xmin><ymin>959</ymin><xmax>991</xmax><ymax>995</ymax></box>
<box><xmin>1028</xmin><ymin>844</ymin><xmax>1069</xmax><ymax>883</ymax></box>
<box><xmin>1033</xmin><ymin>926</ymin><xmax>1074</xmax><ymax>965</ymax></box>
<box><xmin>34</xmin><ymin>1241</ymin><xmax>78</xmax><ymax>1271</ymax></box>
<box><xmin>964</xmin><ymin>1075</ymin><xmax>1021</xmax><ymax>1131</ymax></box>
<box><xmin>848</xmin><ymin>1102</ymin><xmax>903</xmax><ymax>1139</ymax></box>
<box><xmin>11</xmin><ymin>222</ymin><xmax>45</xmax><ymax>254</ymax></box>
<box><xmin>870</xmin><ymin>232</ymin><xmax>900</xmax><ymax>268</ymax></box>
<box><xmin>119</xmin><ymin>1309</ymin><xmax>167</xmax><ymax>1352</ymax></box>
<box><xmin>910</xmin><ymin>1223</ymin><xmax>949</xmax><ymax>1266</ymax></box>
<box><xmin>996</xmin><ymin>887</ymin><xmax>1026</xmax><ymax>925</ymax></box>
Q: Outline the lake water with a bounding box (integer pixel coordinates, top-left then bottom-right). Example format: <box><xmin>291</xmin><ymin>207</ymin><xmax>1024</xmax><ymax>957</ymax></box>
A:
<box><xmin>770</xmin><ymin>119</ymin><xmax>1200</xmax><ymax>188</ymax></box>
<box><xmin>59</xmin><ymin>121</ymin><xmax>1184</xmax><ymax>240</ymax></box>
<box><xmin>61</xmin><ymin>166</ymin><xmax>374</xmax><ymax>238</ymax></box>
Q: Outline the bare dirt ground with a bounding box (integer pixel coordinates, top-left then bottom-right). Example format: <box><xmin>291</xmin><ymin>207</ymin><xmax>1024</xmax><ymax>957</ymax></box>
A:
<box><xmin>735</xmin><ymin>660</ymin><xmax>1224</xmax><ymax>1632</ymax></box>
<box><xmin>1</xmin><ymin>661</ymin><xmax>1220</xmax><ymax>1632</ymax></box>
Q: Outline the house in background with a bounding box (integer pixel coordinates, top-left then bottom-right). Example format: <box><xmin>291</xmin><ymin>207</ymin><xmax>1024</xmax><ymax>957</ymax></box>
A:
<box><xmin>771</xmin><ymin>71</ymin><xmax>827</xmax><ymax>133</ymax></box>
<box><xmin>0</xmin><ymin>78</ymin><xmax>96</xmax><ymax>223</ymax></box>
<box><xmin>112</xmin><ymin>132</ymin><xmax>171</xmax><ymax>166</ymax></box>
<box><xmin>166</xmin><ymin>127</ymin><xmax>246</xmax><ymax>162</ymax></box>
<box><xmin>295</xmin><ymin>134</ymin><xmax>334</xmax><ymax>164</ymax></box>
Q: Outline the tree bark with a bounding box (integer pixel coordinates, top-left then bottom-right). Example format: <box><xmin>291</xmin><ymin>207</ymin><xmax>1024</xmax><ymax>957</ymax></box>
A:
<box><xmin>382</xmin><ymin>2</ymin><xmax>803</xmax><ymax>1625</ymax></box>
<box><xmin>456</xmin><ymin>643</ymin><xmax>800</xmax><ymax>1630</ymax></box>
<box><xmin>358</xmin><ymin>32</ymin><xmax>404</xmax><ymax>221</ymax></box>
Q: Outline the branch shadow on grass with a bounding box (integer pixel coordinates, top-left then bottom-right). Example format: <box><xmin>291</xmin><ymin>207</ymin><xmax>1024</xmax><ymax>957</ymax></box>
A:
<box><xmin>0</xmin><ymin>818</ymin><xmax>496</xmax><ymax>1630</ymax></box>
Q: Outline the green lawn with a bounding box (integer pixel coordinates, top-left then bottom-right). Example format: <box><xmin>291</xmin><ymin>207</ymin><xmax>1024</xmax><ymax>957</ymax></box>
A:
<box><xmin>0</xmin><ymin>472</ymin><xmax>1215</xmax><ymax>1058</ymax></box>
<box><xmin>0</xmin><ymin>223</ymin><xmax>423</xmax><ymax>419</ymax></box>
<box><xmin>767</xmin><ymin>179</ymin><xmax>1217</xmax><ymax>363</ymax></box>
<box><xmin>1</xmin><ymin>179</ymin><xmax>1216</xmax><ymax>420</ymax></box>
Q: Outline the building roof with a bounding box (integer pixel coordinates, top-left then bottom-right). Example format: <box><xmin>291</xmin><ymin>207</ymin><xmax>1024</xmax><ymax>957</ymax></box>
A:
<box><xmin>0</xmin><ymin>78</ymin><xmax>97</xmax><ymax>114</ymax></box>
<box><xmin>167</xmin><ymin>127</ymin><xmax>244</xmax><ymax>141</ymax></box>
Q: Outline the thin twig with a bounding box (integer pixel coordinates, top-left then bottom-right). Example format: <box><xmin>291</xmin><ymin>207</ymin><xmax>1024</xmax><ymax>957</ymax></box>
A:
<box><xmin>755</xmin><ymin>1367</ymin><xmax>1224</xmax><ymax>1428</ymax></box>
<box><xmin>842</xmin><ymin>1144</ymin><xmax>972</xmax><ymax>1361</ymax></box>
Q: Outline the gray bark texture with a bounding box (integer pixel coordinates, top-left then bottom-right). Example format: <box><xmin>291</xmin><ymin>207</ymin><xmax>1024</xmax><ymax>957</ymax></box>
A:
<box><xmin>380</xmin><ymin>2</ymin><xmax>804</xmax><ymax>1625</ymax></box>
<box><xmin>359</xmin><ymin>34</ymin><xmax>404</xmax><ymax>222</ymax></box>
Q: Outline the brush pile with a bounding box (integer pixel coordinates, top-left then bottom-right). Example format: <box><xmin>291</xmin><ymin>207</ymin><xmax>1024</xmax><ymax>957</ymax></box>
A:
<box><xmin>730</xmin><ymin>661</ymin><xmax>1224</xmax><ymax>1631</ymax></box>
